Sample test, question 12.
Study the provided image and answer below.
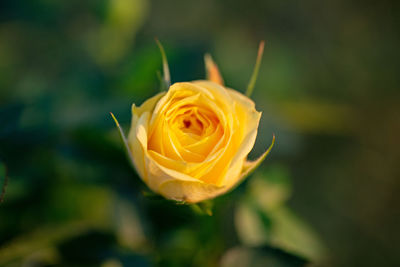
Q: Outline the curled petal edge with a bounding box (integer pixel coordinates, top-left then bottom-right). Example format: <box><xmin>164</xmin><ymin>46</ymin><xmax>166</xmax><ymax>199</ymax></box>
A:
<box><xmin>241</xmin><ymin>134</ymin><xmax>275</xmax><ymax>181</ymax></box>
<box><xmin>157</xmin><ymin>134</ymin><xmax>275</xmax><ymax>203</ymax></box>
<box><xmin>221</xmin><ymin>134</ymin><xmax>276</xmax><ymax>197</ymax></box>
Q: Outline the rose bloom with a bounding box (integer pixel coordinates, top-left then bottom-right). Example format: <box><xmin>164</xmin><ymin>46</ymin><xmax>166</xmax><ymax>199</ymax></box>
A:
<box><xmin>113</xmin><ymin>47</ymin><xmax>273</xmax><ymax>203</ymax></box>
<box><xmin>127</xmin><ymin>79</ymin><xmax>273</xmax><ymax>203</ymax></box>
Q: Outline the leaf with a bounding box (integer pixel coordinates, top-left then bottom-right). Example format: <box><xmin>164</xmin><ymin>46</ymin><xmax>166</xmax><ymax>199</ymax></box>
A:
<box><xmin>236</xmin><ymin>163</ymin><xmax>325</xmax><ymax>261</ymax></box>
<box><xmin>155</xmin><ymin>38</ymin><xmax>171</xmax><ymax>91</ymax></box>
<box><xmin>204</xmin><ymin>53</ymin><xmax>224</xmax><ymax>85</ymax></box>
<box><xmin>246</xmin><ymin>41</ymin><xmax>265</xmax><ymax>97</ymax></box>
<box><xmin>0</xmin><ymin>222</ymin><xmax>92</xmax><ymax>265</ymax></box>
<box><xmin>268</xmin><ymin>207</ymin><xmax>326</xmax><ymax>261</ymax></box>
<box><xmin>235</xmin><ymin>200</ymin><xmax>270</xmax><ymax>245</ymax></box>
<box><xmin>220</xmin><ymin>245</ymin><xmax>308</xmax><ymax>267</ymax></box>
<box><xmin>113</xmin><ymin>198</ymin><xmax>147</xmax><ymax>250</ymax></box>
<box><xmin>249</xmin><ymin>165</ymin><xmax>292</xmax><ymax>212</ymax></box>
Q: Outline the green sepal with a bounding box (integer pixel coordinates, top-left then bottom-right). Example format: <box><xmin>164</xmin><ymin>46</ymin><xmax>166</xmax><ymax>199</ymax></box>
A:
<box><xmin>155</xmin><ymin>38</ymin><xmax>171</xmax><ymax>91</ymax></box>
<box><xmin>190</xmin><ymin>200</ymin><xmax>213</xmax><ymax>216</ymax></box>
<box><xmin>109</xmin><ymin>112</ymin><xmax>134</xmax><ymax>165</ymax></box>
<box><xmin>246</xmin><ymin>41</ymin><xmax>265</xmax><ymax>98</ymax></box>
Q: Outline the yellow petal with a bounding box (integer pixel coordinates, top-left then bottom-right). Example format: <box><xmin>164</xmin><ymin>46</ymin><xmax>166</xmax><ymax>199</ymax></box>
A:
<box><xmin>213</xmin><ymin>88</ymin><xmax>262</xmax><ymax>187</ymax></box>
<box><xmin>220</xmin><ymin>128</ymin><xmax>258</xmax><ymax>186</ymax></box>
<box><xmin>143</xmin><ymin>151</ymin><xmax>203</xmax><ymax>194</ymax></box>
<box><xmin>128</xmin><ymin>92</ymin><xmax>166</xmax><ymax>181</ymax></box>
<box><xmin>130</xmin><ymin>112</ymin><xmax>151</xmax><ymax>181</ymax></box>
<box><xmin>131</xmin><ymin>92</ymin><xmax>166</xmax><ymax>118</ymax></box>
<box><xmin>158</xmin><ymin>179</ymin><xmax>226</xmax><ymax>203</ymax></box>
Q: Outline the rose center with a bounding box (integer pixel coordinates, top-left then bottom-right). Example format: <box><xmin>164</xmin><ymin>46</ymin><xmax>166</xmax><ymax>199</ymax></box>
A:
<box><xmin>183</xmin><ymin>119</ymin><xmax>191</xmax><ymax>128</ymax></box>
<box><xmin>179</xmin><ymin>114</ymin><xmax>204</xmax><ymax>135</ymax></box>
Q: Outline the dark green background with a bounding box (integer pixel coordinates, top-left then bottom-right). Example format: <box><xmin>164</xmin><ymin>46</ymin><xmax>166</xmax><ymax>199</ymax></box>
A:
<box><xmin>0</xmin><ymin>0</ymin><xmax>399</xmax><ymax>266</ymax></box>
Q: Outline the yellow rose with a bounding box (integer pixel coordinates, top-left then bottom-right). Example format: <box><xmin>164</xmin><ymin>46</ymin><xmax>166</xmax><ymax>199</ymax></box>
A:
<box><xmin>112</xmin><ymin>44</ymin><xmax>273</xmax><ymax>203</ymax></box>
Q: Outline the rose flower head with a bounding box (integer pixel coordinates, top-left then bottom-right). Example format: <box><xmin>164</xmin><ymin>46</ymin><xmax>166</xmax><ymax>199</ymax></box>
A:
<box><xmin>111</xmin><ymin>41</ymin><xmax>274</xmax><ymax>203</ymax></box>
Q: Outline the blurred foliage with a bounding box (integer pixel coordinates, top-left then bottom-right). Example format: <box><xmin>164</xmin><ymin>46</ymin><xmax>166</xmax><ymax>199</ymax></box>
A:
<box><xmin>235</xmin><ymin>166</ymin><xmax>325</xmax><ymax>260</ymax></box>
<box><xmin>0</xmin><ymin>0</ymin><xmax>399</xmax><ymax>266</ymax></box>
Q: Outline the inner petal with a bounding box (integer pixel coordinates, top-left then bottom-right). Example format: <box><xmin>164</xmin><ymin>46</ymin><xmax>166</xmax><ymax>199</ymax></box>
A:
<box><xmin>179</xmin><ymin>113</ymin><xmax>204</xmax><ymax>135</ymax></box>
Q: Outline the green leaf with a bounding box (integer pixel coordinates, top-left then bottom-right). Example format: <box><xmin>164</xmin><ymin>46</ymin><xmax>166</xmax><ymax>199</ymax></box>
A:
<box><xmin>235</xmin><ymin>199</ymin><xmax>270</xmax><ymax>245</ymax></box>
<box><xmin>236</xmin><ymin>166</ymin><xmax>325</xmax><ymax>261</ymax></box>
<box><xmin>268</xmin><ymin>207</ymin><xmax>326</xmax><ymax>261</ymax></box>
<box><xmin>249</xmin><ymin>165</ymin><xmax>291</xmax><ymax>212</ymax></box>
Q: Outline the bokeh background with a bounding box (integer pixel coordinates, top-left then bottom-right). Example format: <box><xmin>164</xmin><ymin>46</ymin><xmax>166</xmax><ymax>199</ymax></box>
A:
<box><xmin>0</xmin><ymin>0</ymin><xmax>399</xmax><ymax>266</ymax></box>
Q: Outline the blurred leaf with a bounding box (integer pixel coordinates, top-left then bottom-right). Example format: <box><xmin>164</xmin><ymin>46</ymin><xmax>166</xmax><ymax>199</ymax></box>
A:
<box><xmin>102</xmin><ymin>258</ymin><xmax>123</xmax><ymax>267</ymax></box>
<box><xmin>118</xmin><ymin>45</ymin><xmax>161</xmax><ymax>97</ymax></box>
<box><xmin>48</xmin><ymin>183</ymin><xmax>114</xmax><ymax>225</ymax></box>
<box><xmin>113</xmin><ymin>198</ymin><xmax>147</xmax><ymax>251</ymax></box>
<box><xmin>85</xmin><ymin>0</ymin><xmax>149</xmax><ymax>66</ymax></box>
<box><xmin>0</xmin><ymin>221</ymin><xmax>92</xmax><ymax>265</ymax></box>
<box><xmin>249</xmin><ymin>166</ymin><xmax>291</xmax><ymax>211</ymax></box>
<box><xmin>273</xmin><ymin>100</ymin><xmax>357</xmax><ymax>135</ymax></box>
<box><xmin>157</xmin><ymin>228</ymin><xmax>199</xmax><ymax>266</ymax></box>
<box><xmin>235</xmin><ymin>165</ymin><xmax>289</xmax><ymax>246</ymax></box>
<box><xmin>220</xmin><ymin>246</ymin><xmax>308</xmax><ymax>267</ymax></box>
<box><xmin>268</xmin><ymin>207</ymin><xmax>326</xmax><ymax>262</ymax></box>
<box><xmin>236</xmin><ymin>166</ymin><xmax>325</xmax><ymax>261</ymax></box>
<box><xmin>235</xmin><ymin>200</ymin><xmax>270</xmax><ymax>245</ymax></box>
<box><xmin>16</xmin><ymin>247</ymin><xmax>60</xmax><ymax>267</ymax></box>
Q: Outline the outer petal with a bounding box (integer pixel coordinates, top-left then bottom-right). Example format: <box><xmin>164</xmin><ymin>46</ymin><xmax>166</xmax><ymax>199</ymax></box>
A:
<box><xmin>143</xmin><ymin>152</ymin><xmax>204</xmax><ymax>195</ymax></box>
<box><xmin>217</xmin><ymin>89</ymin><xmax>262</xmax><ymax>186</ymax></box>
<box><xmin>128</xmin><ymin>92</ymin><xmax>166</xmax><ymax>181</ymax></box>
<box><xmin>158</xmin><ymin>179</ymin><xmax>227</xmax><ymax>203</ymax></box>
<box><xmin>199</xmin><ymin>135</ymin><xmax>275</xmax><ymax>202</ymax></box>
<box><xmin>131</xmin><ymin>92</ymin><xmax>166</xmax><ymax>119</ymax></box>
